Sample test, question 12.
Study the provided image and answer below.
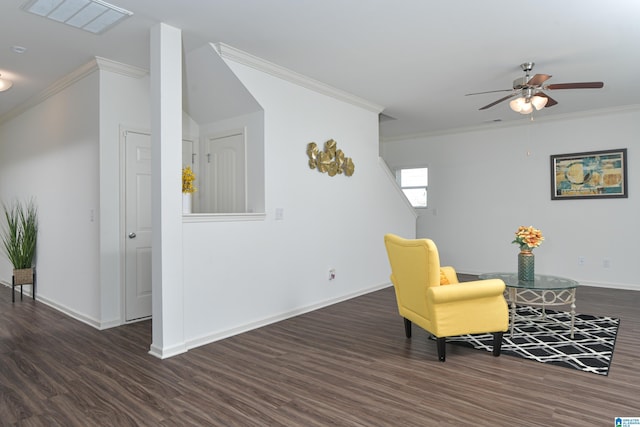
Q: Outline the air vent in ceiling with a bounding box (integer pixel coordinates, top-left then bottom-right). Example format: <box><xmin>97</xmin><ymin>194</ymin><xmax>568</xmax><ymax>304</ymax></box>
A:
<box><xmin>22</xmin><ymin>0</ymin><xmax>133</xmax><ymax>34</ymax></box>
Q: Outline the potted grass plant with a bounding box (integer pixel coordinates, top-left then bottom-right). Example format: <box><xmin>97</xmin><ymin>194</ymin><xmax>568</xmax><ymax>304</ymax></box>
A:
<box><xmin>1</xmin><ymin>200</ymin><xmax>38</xmax><ymax>295</ymax></box>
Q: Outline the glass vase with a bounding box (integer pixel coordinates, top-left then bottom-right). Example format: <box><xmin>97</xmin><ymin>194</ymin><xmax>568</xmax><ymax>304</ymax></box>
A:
<box><xmin>518</xmin><ymin>249</ymin><xmax>535</xmax><ymax>281</ymax></box>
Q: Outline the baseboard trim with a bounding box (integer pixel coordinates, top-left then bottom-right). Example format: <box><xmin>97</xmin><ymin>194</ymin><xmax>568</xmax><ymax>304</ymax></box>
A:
<box><xmin>148</xmin><ymin>284</ymin><xmax>394</xmax><ymax>359</ymax></box>
<box><xmin>149</xmin><ymin>342</ymin><xmax>188</xmax><ymax>359</ymax></box>
<box><xmin>185</xmin><ymin>282</ymin><xmax>393</xmax><ymax>352</ymax></box>
<box><xmin>578</xmin><ymin>281</ymin><xmax>640</xmax><ymax>291</ymax></box>
<box><xmin>0</xmin><ymin>281</ymin><xmax>109</xmax><ymax>329</ymax></box>
<box><xmin>99</xmin><ymin>318</ymin><xmax>124</xmax><ymax>330</ymax></box>
<box><xmin>35</xmin><ymin>295</ymin><xmax>103</xmax><ymax>329</ymax></box>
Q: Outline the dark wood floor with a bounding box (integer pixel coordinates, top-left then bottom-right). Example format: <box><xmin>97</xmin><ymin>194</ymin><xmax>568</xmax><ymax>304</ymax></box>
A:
<box><xmin>1</xmin><ymin>277</ymin><xmax>639</xmax><ymax>426</ymax></box>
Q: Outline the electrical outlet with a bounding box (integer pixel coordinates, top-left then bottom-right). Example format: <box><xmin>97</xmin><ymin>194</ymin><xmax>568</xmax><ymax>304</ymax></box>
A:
<box><xmin>578</xmin><ymin>256</ymin><xmax>585</xmax><ymax>266</ymax></box>
<box><xmin>328</xmin><ymin>269</ymin><xmax>336</xmax><ymax>280</ymax></box>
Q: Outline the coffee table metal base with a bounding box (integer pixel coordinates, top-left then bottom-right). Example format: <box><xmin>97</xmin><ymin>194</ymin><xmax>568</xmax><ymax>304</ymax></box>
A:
<box><xmin>479</xmin><ymin>273</ymin><xmax>579</xmax><ymax>340</ymax></box>
<box><xmin>507</xmin><ymin>288</ymin><xmax>576</xmax><ymax>338</ymax></box>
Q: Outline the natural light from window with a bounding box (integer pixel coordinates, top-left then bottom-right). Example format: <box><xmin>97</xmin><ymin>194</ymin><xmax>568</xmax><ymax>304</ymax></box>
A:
<box><xmin>397</xmin><ymin>167</ymin><xmax>428</xmax><ymax>208</ymax></box>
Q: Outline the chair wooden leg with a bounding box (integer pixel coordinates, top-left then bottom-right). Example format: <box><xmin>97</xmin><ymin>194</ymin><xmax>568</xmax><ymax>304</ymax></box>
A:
<box><xmin>436</xmin><ymin>337</ymin><xmax>446</xmax><ymax>362</ymax></box>
<box><xmin>492</xmin><ymin>332</ymin><xmax>504</xmax><ymax>357</ymax></box>
<box><xmin>403</xmin><ymin>318</ymin><xmax>412</xmax><ymax>338</ymax></box>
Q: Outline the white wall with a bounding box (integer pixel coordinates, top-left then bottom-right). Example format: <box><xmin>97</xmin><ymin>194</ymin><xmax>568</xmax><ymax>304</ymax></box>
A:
<box><xmin>382</xmin><ymin>108</ymin><xmax>640</xmax><ymax>290</ymax></box>
<box><xmin>98</xmin><ymin>66</ymin><xmax>150</xmax><ymax>327</ymax></box>
<box><xmin>0</xmin><ymin>60</ymin><xmax>151</xmax><ymax>327</ymax></box>
<box><xmin>0</xmin><ymin>70</ymin><xmax>101</xmax><ymax>320</ymax></box>
<box><xmin>182</xmin><ymin>58</ymin><xmax>415</xmax><ymax>348</ymax></box>
<box><xmin>1</xmin><ymin>47</ymin><xmax>415</xmax><ymax>353</ymax></box>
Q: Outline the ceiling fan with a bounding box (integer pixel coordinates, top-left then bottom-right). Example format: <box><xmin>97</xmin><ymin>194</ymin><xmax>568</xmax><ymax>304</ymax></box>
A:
<box><xmin>466</xmin><ymin>62</ymin><xmax>604</xmax><ymax>114</ymax></box>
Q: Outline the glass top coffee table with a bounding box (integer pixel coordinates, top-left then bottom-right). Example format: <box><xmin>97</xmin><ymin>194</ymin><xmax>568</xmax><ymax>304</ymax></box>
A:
<box><xmin>479</xmin><ymin>272</ymin><xmax>579</xmax><ymax>338</ymax></box>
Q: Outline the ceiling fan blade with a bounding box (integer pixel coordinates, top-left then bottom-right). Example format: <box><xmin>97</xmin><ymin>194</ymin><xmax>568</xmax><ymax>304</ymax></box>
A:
<box><xmin>479</xmin><ymin>93</ymin><xmax>518</xmax><ymax>110</ymax></box>
<box><xmin>545</xmin><ymin>82</ymin><xmax>604</xmax><ymax>90</ymax></box>
<box><xmin>465</xmin><ymin>89</ymin><xmax>513</xmax><ymax>96</ymax></box>
<box><xmin>527</xmin><ymin>74</ymin><xmax>552</xmax><ymax>86</ymax></box>
<box><xmin>537</xmin><ymin>93</ymin><xmax>558</xmax><ymax>107</ymax></box>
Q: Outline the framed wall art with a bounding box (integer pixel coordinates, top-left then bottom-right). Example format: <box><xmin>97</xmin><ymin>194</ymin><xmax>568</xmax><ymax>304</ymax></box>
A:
<box><xmin>550</xmin><ymin>148</ymin><xmax>627</xmax><ymax>200</ymax></box>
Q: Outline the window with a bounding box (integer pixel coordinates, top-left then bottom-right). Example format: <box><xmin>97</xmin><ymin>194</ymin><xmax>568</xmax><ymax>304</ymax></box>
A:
<box><xmin>397</xmin><ymin>167</ymin><xmax>428</xmax><ymax>208</ymax></box>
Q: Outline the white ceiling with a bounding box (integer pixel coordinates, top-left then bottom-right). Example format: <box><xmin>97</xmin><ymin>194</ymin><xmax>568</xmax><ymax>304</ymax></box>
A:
<box><xmin>1</xmin><ymin>0</ymin><xmax>639</xmax><ymax>139</ymax></box>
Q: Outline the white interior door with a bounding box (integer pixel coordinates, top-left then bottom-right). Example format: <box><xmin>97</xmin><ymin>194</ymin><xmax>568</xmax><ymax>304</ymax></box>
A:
<box><xmin>124</xmin><ymin>130</ymin><xmax>152</xmax><ymax>321</ymax></box>
<box><xmin>204</xmin><ymin>132</ymin><xmax>246</xmax><ymax>213</ymax></box>
<box><xmin>182</xmin><ymin>139</ymin><xmax>194</xmax><ymax>168</ymax></box>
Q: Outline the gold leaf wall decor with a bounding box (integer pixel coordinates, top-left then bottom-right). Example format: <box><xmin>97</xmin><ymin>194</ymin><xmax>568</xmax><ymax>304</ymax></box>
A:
<box><xmin>306</xmin><ymin>142</ymin><xmax>318</xmax><ymax>169</ymax></box>
<box><xmin>306</xmin><ymin>139</ymin><xmax>355</xmax><ymax>177</ymax></box>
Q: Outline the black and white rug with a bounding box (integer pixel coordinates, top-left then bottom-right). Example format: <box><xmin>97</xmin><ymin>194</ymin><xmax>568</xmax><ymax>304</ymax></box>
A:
<box><xmin>447</xmin><ymin>306</ymin><xmax>620</xmax><ymax>376</ymax></box>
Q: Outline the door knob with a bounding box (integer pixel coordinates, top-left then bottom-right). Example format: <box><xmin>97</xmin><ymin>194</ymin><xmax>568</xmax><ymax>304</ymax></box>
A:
<box><xmin>128</xmin><ymin>232</ymin><xmax>136</xmax><ymax>239</ymax></box>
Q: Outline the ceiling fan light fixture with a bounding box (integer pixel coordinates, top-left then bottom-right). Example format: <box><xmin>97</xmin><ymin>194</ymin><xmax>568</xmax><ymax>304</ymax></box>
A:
<box><xmin>0</xmin><ymin>74</ymin><xmax>13</xmax><ymax>92</ymax></box>
<box><xmin>471</xmin><ymin>62</ymin><xmax>604</xmax><ymax>114</ymax></box>
<box><xmin>509</xmin><ymin>94</ymin><xmax>546</xmax><ymax>114</ymax></box>
<box><xmin>509</xmin><ymin>97</ymin><xmax>525</xmax><ymax>112</ymax></box>
<box><xmin>519</xmin><ymin>102</ymin><xmax>533</xmax><ymax>114</ymax></box>
<box><xmin>531</xmin><ymin>95</ymin><xmax>548</xmax><ymax>111</ymax></box>
<box><xmin>509</xmin><ymin>97</ymin><xmax>533</xmax><ymax>114</ymax></box>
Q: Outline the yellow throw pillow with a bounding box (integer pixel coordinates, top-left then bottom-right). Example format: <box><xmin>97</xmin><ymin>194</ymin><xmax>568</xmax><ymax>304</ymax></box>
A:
<box><xmin>440</xmin><ymin>269</ymin><xmax>450</xmax><ymax>285</ymax></box>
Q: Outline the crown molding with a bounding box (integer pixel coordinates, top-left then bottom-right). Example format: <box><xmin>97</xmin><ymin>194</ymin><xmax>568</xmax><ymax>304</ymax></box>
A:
<box><xmin>94</xmin><ymin>56</ymin><xmax>148</xmax><ymax>78</ymax></box>
<box><xmin>0</xmin><ymin>57</ymin><xmax>147</xmax><ymax>125</ymax></box>
<box><xmin>212</xmin><ymin>42</ymin><xmax>383</xmax><ymax>114</ymax></box>
<box><xmin>381</xmin><ymin>104</ymin><xmax>640</xmax><ymax>143</ymax></box>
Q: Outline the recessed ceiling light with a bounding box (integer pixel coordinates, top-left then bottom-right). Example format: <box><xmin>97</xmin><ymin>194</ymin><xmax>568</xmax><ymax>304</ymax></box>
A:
<box><xmin>21</xmin><ymin>0</ymin><xmax>133</xmax><ymax>35</ymax></box>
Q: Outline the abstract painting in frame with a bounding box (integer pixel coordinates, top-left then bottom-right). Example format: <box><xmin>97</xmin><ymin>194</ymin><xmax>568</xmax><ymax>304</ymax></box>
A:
<box><xmin>550</xmin><ymin>148</ymin><xmax>627</xmax><ymax>200</ymax></box>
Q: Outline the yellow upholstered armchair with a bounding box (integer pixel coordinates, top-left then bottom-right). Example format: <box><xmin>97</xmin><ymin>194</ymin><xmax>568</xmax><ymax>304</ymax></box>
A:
<box><xmin>384</xmin><ymin>234</ymin><xmax>509</xmax><ymax>362</ymax></box>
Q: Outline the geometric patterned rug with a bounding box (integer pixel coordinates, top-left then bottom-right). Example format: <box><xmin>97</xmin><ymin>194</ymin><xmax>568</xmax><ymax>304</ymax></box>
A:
<box><xmin>447</xmin><ymin>306</ymin><xmax>620</xmax><ymax>376</ymax></box>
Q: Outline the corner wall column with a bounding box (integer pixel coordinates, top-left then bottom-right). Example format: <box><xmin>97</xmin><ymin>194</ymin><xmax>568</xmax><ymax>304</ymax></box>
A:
<box><xmin>149</xmin><ymin>22</ymin><xmax>186</xmax><ymax>358</ymax></box>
